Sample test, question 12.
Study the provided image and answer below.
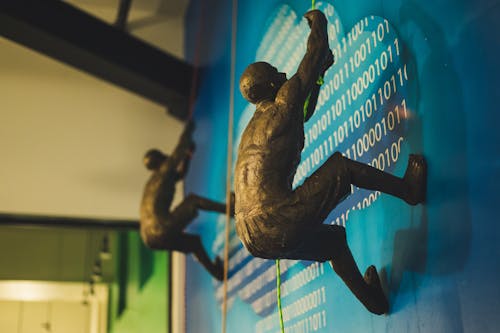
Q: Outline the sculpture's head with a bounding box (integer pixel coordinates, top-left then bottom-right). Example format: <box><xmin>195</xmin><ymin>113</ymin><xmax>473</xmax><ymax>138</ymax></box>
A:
<box><xmin>240</xmin><ymin>62</ymin><xmax>287</xmax><ymax>104</ymax></box>
<box><xmin>144</xmin><ymin>149</ymin><xmax>168</xmax><ymax>171</ymax></box>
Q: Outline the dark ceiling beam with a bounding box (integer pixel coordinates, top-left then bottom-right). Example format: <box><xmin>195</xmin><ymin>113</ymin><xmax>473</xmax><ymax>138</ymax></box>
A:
<box><xmin>0</xmin><ymin>213</ymin><xmax>140</xmax><ymax>231</ymax></box>
<box><xmin>0</xmin><ymin>1</ymin><xmax>192</xmax><ymax>119</ymax></box>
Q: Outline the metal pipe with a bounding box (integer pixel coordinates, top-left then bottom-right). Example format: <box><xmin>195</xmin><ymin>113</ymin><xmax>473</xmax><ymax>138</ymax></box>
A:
<box><xmin>115</xmin><ymin>0</ymin><xmax>132</xmax><ymax>30</ymax></box>
<box><xmin>0</xmin><ymin>213</ymin><xmax>140</xmax><ymax>231</ymax></box>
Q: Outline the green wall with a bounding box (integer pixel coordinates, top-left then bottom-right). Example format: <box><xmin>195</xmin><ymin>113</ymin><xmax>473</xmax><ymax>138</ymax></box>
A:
<box><xmin>109</xmin><ymin>232</ymin><xmax>170</xmax><ymax>333</ymax></box>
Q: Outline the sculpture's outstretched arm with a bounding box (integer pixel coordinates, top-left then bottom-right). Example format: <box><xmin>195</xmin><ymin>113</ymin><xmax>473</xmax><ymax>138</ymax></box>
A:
<box><xmin>170</xmin><ymin>120</ymin><xmax>195</xmax><ymax>169</ymax></box>
<box><xmin>304</xmin><ymin>51</ymin><xmax>334</xmax><ymax>121</ymax></box>
<box><xmin>176</xmin><ymin>233</ymin><xmax>224</xmax><ymax>281</ymax></box>
<box><xmin>295</xmin><ymin>10</ymin><xmax>333</xmax><ymax>104</ymax></box>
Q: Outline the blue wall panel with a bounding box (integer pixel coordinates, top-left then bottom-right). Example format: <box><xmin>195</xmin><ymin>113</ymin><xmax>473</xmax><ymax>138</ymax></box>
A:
<box><xmin>183</xmin><ymin>0</ymin><xmax>500</xmax><ymax>332</ymax></box>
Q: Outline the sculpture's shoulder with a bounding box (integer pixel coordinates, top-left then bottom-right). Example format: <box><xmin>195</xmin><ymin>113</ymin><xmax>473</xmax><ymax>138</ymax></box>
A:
<box><xmin>276</xmin><ymin>75</ymin><xmax>301</xmax><ymax>107</ymax></box>
<box><xmin>141</xmin><ymin>163</ymin><xmax>176</xmax><ymax>214</ymax></box>
<box><xmin>240</xmin><ymin>103</ymin><xmax>279</xmax><ymax>143</ymax></box>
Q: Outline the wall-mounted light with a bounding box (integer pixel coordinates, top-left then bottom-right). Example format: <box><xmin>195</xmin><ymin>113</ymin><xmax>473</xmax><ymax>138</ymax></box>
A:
<box><xmin>99</xmin><ymin>233</ymin><xmax>112</xmax><ymax>260</ymax></box>
<box><xmin>91</xmin><ymin>259</ymin><xmax>102</xmax><ymax>282</ymax></box>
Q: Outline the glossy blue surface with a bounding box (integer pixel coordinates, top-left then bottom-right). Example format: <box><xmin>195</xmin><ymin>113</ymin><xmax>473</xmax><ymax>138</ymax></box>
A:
<box><xmin>183</xmin><ymin>0</ymin><xmax>500</xmax><ymax>332</ymax></box>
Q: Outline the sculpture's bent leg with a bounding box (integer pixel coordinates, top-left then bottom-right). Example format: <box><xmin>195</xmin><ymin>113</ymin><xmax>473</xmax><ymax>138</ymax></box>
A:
<box><xmin>285</xmin><ymin>224</ymin><xmax>389</xmax><ymax>315</ymax></box>
<box><xmin>169</xmin><ymin>193</ymin><xmax>233</xmax><ymax>231</ymax></box>
<box><xmin>183</xmin><ymin>193</ymin><xmax>234</xmax><ymax>215</ymax></box>
<box><xmin>327</xmin><ymin>227</ymin><xmax>389</xmax><ymax>315</ymax></box>
<box><xmin>343</xmin><ymin>154</ymin><xmax>427</xmax><ymax>205</ymax></box>
<box><xmin>176</xmin><ymin>233</ymin><xmax>223</xmax><ymax>281</ymax></box>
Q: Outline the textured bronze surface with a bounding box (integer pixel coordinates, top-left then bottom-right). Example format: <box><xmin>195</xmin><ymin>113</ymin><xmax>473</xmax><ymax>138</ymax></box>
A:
<box><xmin>140</xmin><ymin>121</ymin><xmax>233</xmax><ymax>280</ymax></box>
<box><xmin>235</xmin><ymin>10</ymin><xmax>427</xmax><ymax>314</ymax></box>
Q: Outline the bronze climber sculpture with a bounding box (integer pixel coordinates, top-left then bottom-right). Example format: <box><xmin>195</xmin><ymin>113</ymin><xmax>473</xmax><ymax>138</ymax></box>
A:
<box><xmin>235</xmin><ymin>10</ymin><xmax>426</xmax><ymax>314</ymax></box>
<box><xmin>140</xmin><ymin>121</ymin><xmax>233</xmax><ymax>280</ymax></box>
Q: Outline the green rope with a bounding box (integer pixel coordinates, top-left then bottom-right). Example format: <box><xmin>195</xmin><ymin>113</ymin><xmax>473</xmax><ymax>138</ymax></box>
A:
<box><xmin>303</xmin><ymin>93</ymin><xmax>312</xmax><ymax>119</ymax></box>
<box><xmin>277</xmin><ymin>3</ymin><xmax>323</xmax><ymax>332</ymax></box>
<box><xmin>303</xmin><ymin>75</ymin><xmax>325</xmax><ymax>119</ymax></box>
<box><xmin>276</xmin><ymin>259</ymin><xmax>285</xmax><ymax>333</ymax></box>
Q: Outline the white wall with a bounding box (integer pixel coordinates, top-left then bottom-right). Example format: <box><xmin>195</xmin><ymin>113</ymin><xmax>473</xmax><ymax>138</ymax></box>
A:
<box><xmin>0</xmin><ymin>0</ymin><xmax>189</xmax><ymax>220</ymax></box>
<box><xmin>0</xmin><ymin>35</ymin><xmax>183</xmax><ymax>220</ymax></box>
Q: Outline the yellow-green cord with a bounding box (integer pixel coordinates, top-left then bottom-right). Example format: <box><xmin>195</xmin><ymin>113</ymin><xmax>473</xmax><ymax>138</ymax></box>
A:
<box><xmin>276</xmin><ymin>259</ymin><xmax>285</xmax><ymax>333</ymax></box>
<box><xmin>278</xmin><ymin>3</ymin><xmax>322</xmax><ymax>333</ymax></box>
<box><xmin>303</xmin><ymin>75</ymin><xmax>325</xmax><ymax>119</ymax></box>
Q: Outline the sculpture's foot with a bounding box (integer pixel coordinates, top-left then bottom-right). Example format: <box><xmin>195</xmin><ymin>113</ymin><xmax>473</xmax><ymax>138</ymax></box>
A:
<box><xmin>211</xmin><ymin>256</ymin><xmax>224</xmax><ymax>281</ymax></box>
<box><xmin>363</xmin><ymin>266</ymin><xmax>389</xmax><ymax>315</ymax></box>
<box><xmin>229</xmin><ymin>192</ymin><xmax>236</xmax><ymax>216</ymax></box>
<box><xmin>403</xmin><ymin>154</ymin><xmax>427</xmax><ymax>205</ymax></box>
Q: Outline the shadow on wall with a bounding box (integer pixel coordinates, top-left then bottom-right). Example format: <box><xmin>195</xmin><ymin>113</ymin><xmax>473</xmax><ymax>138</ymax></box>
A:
<box><xmin>386</xmin><ymin>0</ymin><xmax>472</xmax><ymax>296</ymax></box>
